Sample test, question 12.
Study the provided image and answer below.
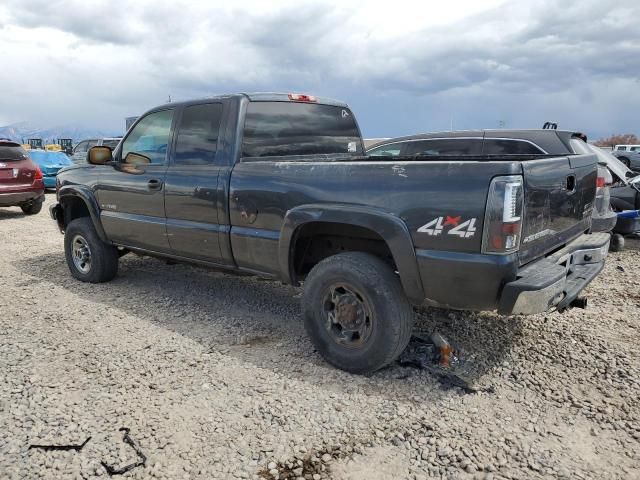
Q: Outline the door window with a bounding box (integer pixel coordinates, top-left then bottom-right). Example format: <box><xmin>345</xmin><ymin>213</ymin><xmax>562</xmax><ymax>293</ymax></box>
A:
<box><xmin>483</xmin><ymin>139</ymin><xmax>545</xmax><ymax>155</ymax></box>
<box><xmin>121</xmin><ymin>109</ymin><xmax>174</xmax><ymax>165</ymax></box>
<box><xmin>368</xmin><ymin>145</ymin><xmax>401</xmax><ymax>156</ymax></box>
<box><xmin>174</xmin><ymin>103</ymin><xmax>223</xmax><ymax>165</ymax></box>
<box><xmin>404</xmin><ymin>138</ymin><xmax>483</xmax><ymax>155</ymax></box>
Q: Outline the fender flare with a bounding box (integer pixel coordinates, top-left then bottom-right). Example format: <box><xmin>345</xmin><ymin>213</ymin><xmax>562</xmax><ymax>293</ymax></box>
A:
<box><xmin>58</xmin><ymin>185</ymin><xmax>109</xmax><ymax>243</ymax></box>
<box><xmin>279</xmin><ymin>204</ymin><xmax>425</xmax><ymax>305</ymax></box>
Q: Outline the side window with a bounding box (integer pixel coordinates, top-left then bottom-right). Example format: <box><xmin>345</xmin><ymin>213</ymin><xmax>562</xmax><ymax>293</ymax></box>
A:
<box><xmin>121</xmin><ymin>109</ymin><xmax>174</xmax><ymax>165</ymax></box>
<box><xmin>74</xmin><ymin>141</ymin><xmax>88</xmax><ymax>154</ymax></box>
<box><xmin>87</xmin><ymin>140</ymin><xmax>98</xmax><ymax>150</ymax></box>
<box><xmin>368</xmin><ymin>145</ymin><xmax>401</xmax><ymax>157</ymax></box>
<box><xmin>174</xmin><ymin>103</ymin><xmax>223</xmax><ymax>165</ymax></box>
<box><xmin>483</xmin><ymin>139</ymin><xmax>544</xmax><ymax>155</ymax></box>
<box><xmin>404</xmin><ymin>138</ymin><xmax>482</xmax><ymax>156</ymax></box>
<box><xmin>617</xmin><ymin>146</ymin><xmax>627</xmax><ymax>151</ymax></box>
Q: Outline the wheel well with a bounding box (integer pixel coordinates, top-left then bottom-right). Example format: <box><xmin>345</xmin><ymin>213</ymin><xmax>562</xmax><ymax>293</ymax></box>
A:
<box><xmin>291</xmin><ymin>222</ymin><xmax>395</xmax><ymax>282</ymax></box>
<box><xmin>61</xmin><ymin>196</ymin><xmax>91</xmax><ymax>227</ymax></box>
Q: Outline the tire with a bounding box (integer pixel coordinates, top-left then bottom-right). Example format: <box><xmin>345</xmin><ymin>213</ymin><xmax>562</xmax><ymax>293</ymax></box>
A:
<box><xmin>21</xmin><ymin>201</ymin><xmax>42</xmax><ymax>215</ymax></box>
<box><xmin>619</xmin><ymin>157</ymin><xmax>631</xmax><ymax>169</ymax></box>
<box><xmin>64</xmin><ymin>217</ymin><xmax>118</xmax><ymax>283</ymax></box>
<box><xmin>302</xmin><ymin>252</ymin><xmax>414</xmax><ymax>374</ymax></box>
<box><xmin>610</xmin><ymin>233</ymin><xmax>625</xmax><ymax>252</ymax></box>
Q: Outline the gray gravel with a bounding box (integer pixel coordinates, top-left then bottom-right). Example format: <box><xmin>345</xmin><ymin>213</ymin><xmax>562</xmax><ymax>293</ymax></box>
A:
<box><xmin>1</xmin><ymin>194</ymin><xmax>639</xmax><ymax>479</ymax></box>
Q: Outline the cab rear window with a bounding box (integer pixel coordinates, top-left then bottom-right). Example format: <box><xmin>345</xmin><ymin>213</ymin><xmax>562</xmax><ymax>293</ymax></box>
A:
<box><xmin>0</xmin><ymin>143</ymin><xmax>28</xmax><ymax>161</ymax></box>
<box><xmin>242</xmin><ymin>102</ymin><xmax>362</xmax><ymax>158</ymax></box>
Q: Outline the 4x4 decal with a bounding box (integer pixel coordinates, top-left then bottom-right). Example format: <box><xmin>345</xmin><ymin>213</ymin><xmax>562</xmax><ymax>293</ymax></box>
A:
<box><xmin>418</xmin><ymin>216</ymin><xmax>477</xmax><ymax>238</ymax></box>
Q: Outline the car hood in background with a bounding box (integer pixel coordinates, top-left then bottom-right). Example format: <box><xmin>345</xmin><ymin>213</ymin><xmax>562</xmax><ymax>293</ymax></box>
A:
<box><xmin>28</xmin><ymin>150</ymin><xmax>74</xmax><ymax>170</ymax></box>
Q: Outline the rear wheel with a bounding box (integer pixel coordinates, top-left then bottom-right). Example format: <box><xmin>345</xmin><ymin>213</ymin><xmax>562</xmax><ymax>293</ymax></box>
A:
<box><xmin>302</xmin><ymin>252</ymin><xmax>414</xmax><ymax>374</ymax></box>
<box><xmin>21</xmin><ymin>201</ymin><xmax>42</xmax><ymax>215</ymax></box>
<box><xmin>64</xmin><ymin>218</ymin><xmax>118</xmax><ymax>283</ymax></box>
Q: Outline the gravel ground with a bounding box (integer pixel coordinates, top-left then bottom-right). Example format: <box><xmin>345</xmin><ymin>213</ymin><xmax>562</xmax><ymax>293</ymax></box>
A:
<box><xmin>1</xmin><ymin>194</ymin><xmax>639</xmax><ymax>480</ymax></box>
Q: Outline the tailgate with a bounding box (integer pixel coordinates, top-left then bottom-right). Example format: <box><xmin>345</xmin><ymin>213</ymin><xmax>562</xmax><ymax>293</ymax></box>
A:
<box><xmin>518</xmin><ymin>154</ymin><xmax>597</xmax><ymax>265</ymax></box>
<box><xmin>0</xmin><ymin>159</ymin><xmax>34</xmax><ymax>189</ymax></box>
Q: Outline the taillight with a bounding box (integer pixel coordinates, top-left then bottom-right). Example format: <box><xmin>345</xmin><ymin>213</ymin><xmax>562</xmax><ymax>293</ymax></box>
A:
<box><xmin>34</xmin><ymin>166</ymin><xmax>43</xmax><ymax>180</ymax></box>
<box><xmin>288</xmin><ymin>93</ymin><xmax>317</xmax><ymax>103</ymax></box>
<box><xmin>596</xmin><ymin>177</ymin><xmax>606</xmax><ymax>188</ymax></box>
<box><xmin>482</xmin><ymin>175</ymin><xmax>524</xmax><ymax>254</ymax></box>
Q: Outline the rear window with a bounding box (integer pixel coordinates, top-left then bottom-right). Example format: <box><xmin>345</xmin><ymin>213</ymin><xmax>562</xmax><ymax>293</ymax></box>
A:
<box><xmin>102</xmin><ymin>139</ymin><xmax>120</xmax><ymax>149</ymax></box>
<box><xmin>242</xmin><ymin>102</ymin><xmax>362</xmax><ymax>158</ymax></box>
<box><xmin>0</xmin><ymin>143</ymin><xmax>29</xmax><ymax>161</ymax></box>
<box><xmin>483</xmin><ymin>139</ymin><xmax>545</xmax><ymax>155</ymax></box>
<box><xmin>404</xmin><ymin>138</ymin><xmax>483</xmax><ymax>156</ymax></box>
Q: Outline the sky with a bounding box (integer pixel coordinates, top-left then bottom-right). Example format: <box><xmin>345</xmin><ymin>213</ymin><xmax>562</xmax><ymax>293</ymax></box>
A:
<box><xmin>0</xmin><ymin>0</ymin><xmax>639</xmax><ymax>140</ymax></box>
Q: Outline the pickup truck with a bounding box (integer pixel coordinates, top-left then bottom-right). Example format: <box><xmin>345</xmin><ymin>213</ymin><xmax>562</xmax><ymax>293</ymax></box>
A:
<box><xmin>50</xmin><ymin>93</ymin><xmax>610</xmax><ymax>374</ymax></box>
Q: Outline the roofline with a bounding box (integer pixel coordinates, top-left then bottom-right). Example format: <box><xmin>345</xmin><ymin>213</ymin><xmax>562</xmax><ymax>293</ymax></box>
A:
<box><xmin>367</xmin><ymin>129</ymin><xmax>582</xmax><ymax>149</ymax></box>
<box><xmin>148</xmin><ymin>92</ymin><xmax>349</xmax><ymax>112</ymax></box>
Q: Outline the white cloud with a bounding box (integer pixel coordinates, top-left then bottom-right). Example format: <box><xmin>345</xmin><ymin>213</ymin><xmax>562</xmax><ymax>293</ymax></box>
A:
<box><xmin>0</xmin><ymin>0</ymin><xmax>638</xmax><ymax>139</ymax></box>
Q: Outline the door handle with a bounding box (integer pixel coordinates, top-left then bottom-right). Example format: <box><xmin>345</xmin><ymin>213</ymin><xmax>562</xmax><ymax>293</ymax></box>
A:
<box><xmin>147</xmin><ymin>179</ymin><xmax>163</xmax><ymax>190</ymax></box>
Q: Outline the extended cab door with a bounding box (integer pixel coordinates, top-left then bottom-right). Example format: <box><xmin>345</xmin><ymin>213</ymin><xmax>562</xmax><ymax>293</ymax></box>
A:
<box><xmin>96</xmin><ymin>109</ymin><xmax>174</xmax><ymax>252</ymax></box>
<box><xmin>164</xmin><ymin>102</ymin><xmax>229</xmax><ymax>263</ymax></box>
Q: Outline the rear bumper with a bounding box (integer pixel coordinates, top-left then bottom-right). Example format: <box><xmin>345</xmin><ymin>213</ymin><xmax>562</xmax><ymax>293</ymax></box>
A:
<box><xmin>591</xmin><ymin>210</ymin><xmax>618</xmax><ymax>233</ymax></box>
<box><xmin>43</xmin><ymin>176</ymin><xmax>57</xmax><ymax>188</ymax></box>
<box><xmin>0</xmin><ymin>190</ymin><xmax>45</xmax><ymax>207</ymax></box>
<box><xmin>498</xmin><ymin>232</ymin><xmax>610</xmax><ymax>315</ymax></box>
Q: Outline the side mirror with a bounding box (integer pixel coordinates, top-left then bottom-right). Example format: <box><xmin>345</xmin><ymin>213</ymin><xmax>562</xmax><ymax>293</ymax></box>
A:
<box><xmin>87</xmin><ymin>146</ymin><xmax>113</xmax><ymax>165</ymax></box>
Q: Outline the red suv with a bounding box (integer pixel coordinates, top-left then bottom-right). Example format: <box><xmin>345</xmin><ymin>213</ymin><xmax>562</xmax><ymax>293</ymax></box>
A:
<box><xmin>0</xmin><ymin>140</ymin><xmax>45</xmax><ymax>215</ymax></box>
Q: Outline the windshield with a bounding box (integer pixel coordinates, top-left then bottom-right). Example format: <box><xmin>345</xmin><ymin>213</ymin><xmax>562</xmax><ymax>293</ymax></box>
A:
<box><xmin>102</xmin><ymin>139</ymin><xmax>121</xmax><ymax>149</ymax></box>
<box><xmin>242</xmin><ymin>101</ymin><xmax>362</xmax><ymax>158</ymax></box>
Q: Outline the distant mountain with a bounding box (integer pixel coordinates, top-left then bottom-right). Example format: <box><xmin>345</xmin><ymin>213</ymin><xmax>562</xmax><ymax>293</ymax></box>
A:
<box><xmin>0</xmin><ymin>121</ymin><xmax>121</xmax><ymax>144</ymax></box>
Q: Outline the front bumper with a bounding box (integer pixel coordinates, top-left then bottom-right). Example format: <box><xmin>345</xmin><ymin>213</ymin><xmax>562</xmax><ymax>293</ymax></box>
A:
<box><xmin>49</xmin><ymin>203</ymin><xmax>64</xmax><ymax>232</ymax></box>
<box><xmin>498</xmin><ymin>232</ymin><xmax>610</xmax><ymax>315</ymax></box>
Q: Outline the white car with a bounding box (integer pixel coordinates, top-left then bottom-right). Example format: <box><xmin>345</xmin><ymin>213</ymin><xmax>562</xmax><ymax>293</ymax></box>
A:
<box><xmin>612</xmin><ymin>144</ymin><xmax>640</xmax><ymax>170</ymax></box>
<box><xmin>71</xmin><ymin>137</ymin><xmax>122</xmax><ymax>164</ymax></box>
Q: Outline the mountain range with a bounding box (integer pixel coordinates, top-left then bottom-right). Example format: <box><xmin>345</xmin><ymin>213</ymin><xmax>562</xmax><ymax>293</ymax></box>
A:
<box><xmin>0</xmin><ymin>121</ymin><xmax>121</xmax><ymax>144</ymax></box>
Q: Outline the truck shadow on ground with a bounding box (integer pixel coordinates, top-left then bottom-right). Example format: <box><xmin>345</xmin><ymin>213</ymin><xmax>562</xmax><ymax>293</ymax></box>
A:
<box><xmin>17</xmin><ymin>252</ymin><xmax>526</xmax><ymax>398</ymax></box>
<box><xmin>0</xmin><ymin>208</ymin><xmax>27</xmax><ymax>220</ymax></box>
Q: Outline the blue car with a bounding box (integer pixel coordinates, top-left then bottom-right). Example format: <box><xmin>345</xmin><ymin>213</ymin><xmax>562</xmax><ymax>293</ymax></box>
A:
<box><xmin>27</xmin><ymin>150</ymin><xmax>74</xmax><ymax>188</ymax></box>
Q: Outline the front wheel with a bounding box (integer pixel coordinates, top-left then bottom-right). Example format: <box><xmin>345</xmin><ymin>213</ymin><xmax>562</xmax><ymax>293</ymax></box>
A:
<box><xmin>64</xmin><ymin>218</ymin><xmax>119</xmax><ymax>283</ymax></box>
<box><xmin>302</xmin><ymin>252</ymin><xmax>414</xmax><ymax>374</ymax></box>
<box><xmin>619</xmin><ymin>157</ymin><xmax>631</xmax><ymax>169</ymax></box>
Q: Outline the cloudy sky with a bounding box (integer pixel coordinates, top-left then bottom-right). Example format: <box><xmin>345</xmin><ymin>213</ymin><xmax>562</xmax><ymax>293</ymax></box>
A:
<box><xmin>0</xmin><ymin>0</ymin><xmax>639</xmax><ymax>140</ymax></box>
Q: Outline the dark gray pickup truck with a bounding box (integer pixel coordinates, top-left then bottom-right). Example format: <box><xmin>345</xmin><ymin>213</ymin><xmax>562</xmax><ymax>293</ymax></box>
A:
<box><xmin>50</xmin><ymin>93</ymin><xmax>610</xmax><ymax>374</ymax></box>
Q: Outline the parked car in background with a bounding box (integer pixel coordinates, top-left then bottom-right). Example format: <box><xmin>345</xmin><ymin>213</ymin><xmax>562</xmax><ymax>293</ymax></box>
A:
<box><xmin>50</xmin><ymin>93</ymin><xmax>609</xmax><ymax>374</ymax></box>
<box><xmin>0</xmin><ymin>140</ymin><xmax>45</xmax><ymax>214</ymax></box>
<box><xmin>367</xmin><ymin>130</ymin><xmax>618</xmax><ymax>234</ymax></box>
<box><xmin>71</xmin><ymin>137</ymin><xmax>122</xmax><ymax>164</ymax></box>
<box><xmin>612</xmin><ymin>144</ymin><xmax>640</xmax><ymax>171</ymax></box>
<box><xmin>590</xmin><ymin>146</ymin><xmax>640</xmax><ymax>212</ymax></box>
<box><xmin>27</xmin><ymin>149</ymin><xmax>74</xmax><ymax>189</ymax></box>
